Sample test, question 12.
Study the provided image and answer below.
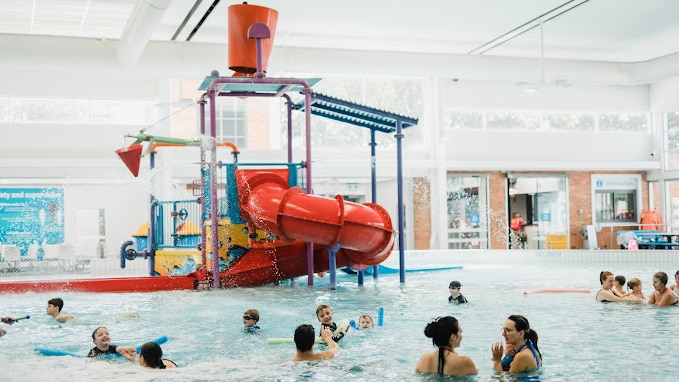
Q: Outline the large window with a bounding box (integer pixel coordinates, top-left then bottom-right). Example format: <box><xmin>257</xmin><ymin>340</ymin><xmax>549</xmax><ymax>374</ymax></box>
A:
<box><xmin>665</xmin><ymin>111</ymin><xmax>679</xmax><ymax>171</ymax></box>
<box><xmin>204</xmin><ymin>98</ymin><xmax>247</xmax><ymax>147</ymax></box>
<box><xmin>444</xmin><ymin>110</ymin><xmax>649</xmax><ymax>132</ymax></box>
<box><xmin>0</xmin><ymin>97</ymin><xmax>156</xmax><ymax>125</ymax></box>
<box><xmin>594</xmin><ymin>191</ymin><xmax>637</xmax><ymax>223</ymax></box>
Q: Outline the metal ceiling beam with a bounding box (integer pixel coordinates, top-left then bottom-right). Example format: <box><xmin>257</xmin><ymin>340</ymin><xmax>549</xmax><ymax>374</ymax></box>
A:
<box><xmin>116</xmin><ymin>0</ymin><xmax>173</xmax><ymax>67</ymax></box>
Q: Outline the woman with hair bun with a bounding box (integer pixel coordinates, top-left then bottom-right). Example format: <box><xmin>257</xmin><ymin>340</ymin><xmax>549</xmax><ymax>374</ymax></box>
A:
<box><xmin>491</xmin><ymin>315</ymin><xmax>541</xmax><ymax>373</ymax></box>
<box><xmin>415</xmin><ymin>316</ymin><xmax>477</xmax><ymax>376</ymax></box>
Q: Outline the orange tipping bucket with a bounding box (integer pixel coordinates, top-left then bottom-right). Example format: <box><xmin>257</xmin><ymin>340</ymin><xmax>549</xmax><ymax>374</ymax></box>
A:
<box><xmin>228</xmin><ymin>3</ymin><xmax>278</xmax><ymax>74</ymax></box>
<box><xmin>115</xmin><ymin>144</ymin><xmax>143</xmax><ymax>177</ymax></box>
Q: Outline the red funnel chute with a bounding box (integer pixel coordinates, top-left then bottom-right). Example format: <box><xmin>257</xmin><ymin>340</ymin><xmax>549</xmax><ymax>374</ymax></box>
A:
<box><xmin>116</xmin><ymin>144</ymin><xmax>143</xmax><ymax>177</ymax></box>
<box><xmin>228</xmin><ymin>3</ymin><xmax>278</xmax><ymax>74</ymax></box>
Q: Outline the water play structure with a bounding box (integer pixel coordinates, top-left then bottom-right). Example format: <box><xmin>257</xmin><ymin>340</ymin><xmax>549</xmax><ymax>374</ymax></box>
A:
<box><xmin>0</xmin><ymin>3</ymin><xmax>418</xmax><ymax>293</ymax></box>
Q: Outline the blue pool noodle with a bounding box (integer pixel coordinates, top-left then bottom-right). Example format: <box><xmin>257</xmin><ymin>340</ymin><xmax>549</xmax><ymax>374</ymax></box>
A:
<box><xmin>35</xmin><ymin>335</ymin><xmax>168</xmax><ymax>357</ymax></box>
<box><xmin>136</xmin><ymin>335</ymin><xmax>168</xmax><ymax>353</ymax></box>
<box><xmin>377</xmin><ymin>306</ymin><xmax>384</xmax><ymax>326</ymax></box>
<box><xmin>349</xmin><ymin>319</ymin><xmax>360</xmax><ymax>330</ymax></box>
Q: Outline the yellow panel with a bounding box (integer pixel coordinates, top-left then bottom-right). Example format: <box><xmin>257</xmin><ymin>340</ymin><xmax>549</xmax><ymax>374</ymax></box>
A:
<box><xmin>154</xmin><ymin>249</ymin><xmax>201</xmax><ymax>276</ymax></box>
<box><xmin>545</xmin><ymin>234</ymin><xmax>569</xmax><ymax>250</ymax></box>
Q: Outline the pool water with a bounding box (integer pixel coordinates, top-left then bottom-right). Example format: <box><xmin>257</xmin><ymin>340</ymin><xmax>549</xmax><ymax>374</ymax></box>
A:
<box><xmin>1</xmin><ymin>258</ymin><xmax>678</xmax><ymax>381</ymax></box>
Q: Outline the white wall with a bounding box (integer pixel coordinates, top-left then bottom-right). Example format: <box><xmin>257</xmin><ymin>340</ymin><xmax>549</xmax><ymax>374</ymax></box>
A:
<box><xmin>64</xmin><ymin>184</ymin><xmax>148</xmax><ymax>257</ymax></box>
<box><xmin>2</xmin><ymin>34</ymin><xmax>677</xmax><ymax>253</ymax></box>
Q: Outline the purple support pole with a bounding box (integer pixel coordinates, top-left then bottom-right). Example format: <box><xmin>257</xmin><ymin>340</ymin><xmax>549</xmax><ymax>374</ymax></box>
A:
<box><xmin>396</xmin><ymin>120</ymin><xmax>406</xmax><ymax>283</ymax></box>
<box><xmin>328</xmin><ymin>244</ymin><xmax>339</xmax><ymax>290</ymax></box>
<box><xmin>282</xmin><ymin>94</ymin><xmax>293</xmax><ymax>163</ymax></box>
<box><xmin>148</xmin><ymin>203</ymin><xmax>155</xmax><ymax>276</ymax></box>
<box><xmin>199</xmin><ymin>98</ymin><xmax>207</xmax><ymax>268</ymax></box>
<box><xmin>303</xmin><ymin>87</ymin><xmax>314</xmax><ymax>287</ymax></box>
<box><xmin>148</xmin><ymin>151</ymin><xmax>156</xmax><ymax>276</ymax></box>
<box><xmin>370</xmin><ymin>129</ymin><xmax>379</xmax><ymax>280</ymax></box>
<box><xmin>209</xmin><ymin>88</ymin><xmax>220</xmax><ymax>289</ymax></box>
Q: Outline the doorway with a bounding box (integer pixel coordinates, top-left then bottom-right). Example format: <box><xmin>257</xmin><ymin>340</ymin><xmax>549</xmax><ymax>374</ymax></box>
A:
<box><xmin>508</xmin><ymin>175</ymin><xmax>569</xmax><ymax>249</ymax></box>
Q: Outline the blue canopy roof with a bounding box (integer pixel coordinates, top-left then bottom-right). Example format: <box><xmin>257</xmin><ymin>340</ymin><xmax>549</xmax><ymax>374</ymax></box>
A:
<box><xmin>293</xmin><ymin>92</ymin><xmax>418</xmax><ymax>133</ymax></box>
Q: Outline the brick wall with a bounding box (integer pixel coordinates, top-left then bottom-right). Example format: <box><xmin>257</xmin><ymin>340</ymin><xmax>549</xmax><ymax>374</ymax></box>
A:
<box><xmin>412</xmin><ymin>177</ymin><xmax>431</xmax><ymax>249</ymax></box>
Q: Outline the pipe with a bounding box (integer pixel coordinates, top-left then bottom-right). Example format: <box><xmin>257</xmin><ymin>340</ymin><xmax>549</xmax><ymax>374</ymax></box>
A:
<box><xmin>150</xmin><ymin>141</ymin><xmax>239</xmax><ymax>154</ymax></box>
<box><xmin>129</xmin><ymin>132</ymin><xmax>201</xmax><ymax>146</ymax></box>
<box><xmin>120</xmin><ymin>240</ymin><xmax>134</xmax><ymax>269</ymax></box>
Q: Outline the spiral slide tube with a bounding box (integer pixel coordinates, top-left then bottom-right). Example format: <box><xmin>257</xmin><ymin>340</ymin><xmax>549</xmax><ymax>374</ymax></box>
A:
<box><xmin>235</xmin><ymin>169</ymin><xmax>395</xmax><ymax>269</ymax></box>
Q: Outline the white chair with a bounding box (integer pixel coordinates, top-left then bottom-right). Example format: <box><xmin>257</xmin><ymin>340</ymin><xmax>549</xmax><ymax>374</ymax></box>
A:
<box><xmin>0</xmin><ymin>243</ymin><xmax>5</xmax><ymax>271</ymax></box>
<box><xmin>43</xmin><ymin>244</ymin><xmax>63</xmax><ymax>270</ymax></box>
<box><xmin>59</xmin><ymin>243</ymin><xmax>77</xmax><ymax>271</ymax></box>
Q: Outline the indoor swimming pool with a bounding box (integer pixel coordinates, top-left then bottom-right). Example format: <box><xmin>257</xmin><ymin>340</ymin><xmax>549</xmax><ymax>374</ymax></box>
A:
<box><xmin>0</xmin><ymin>254</ymin><xmax>677</xmax><ymax>381</ymax></box>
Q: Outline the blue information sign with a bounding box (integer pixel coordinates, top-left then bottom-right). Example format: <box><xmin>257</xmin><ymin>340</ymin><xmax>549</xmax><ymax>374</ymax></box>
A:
<box><xmin>540</xmin><ymin>211</ymin><xmax>551</xmax><ymax>222</ymax></box>
<box><xmin>0</xmin><ymin>188</ymin><xmax>64</xmax><ymax>256</ymax></box>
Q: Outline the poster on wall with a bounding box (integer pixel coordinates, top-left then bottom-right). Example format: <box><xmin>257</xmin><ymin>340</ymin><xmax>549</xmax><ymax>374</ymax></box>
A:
<box><xmin>0</xmin><ymin>188</ymin><xmax>64</xmax><ymax>256</ymax></box>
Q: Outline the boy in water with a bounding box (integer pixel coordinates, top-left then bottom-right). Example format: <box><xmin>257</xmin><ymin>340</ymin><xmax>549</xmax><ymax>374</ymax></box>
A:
<box><xmin>242</xmin><ymin>309</ymin><xmax>260</xmax><ymax>333</ymax></box>
<box><xmin>448</xmin><ymin>281</ymin><xmax>468</xmax><ymax>303</ymax></box>
<box><xmin>612</xmin><ymin>275</ymin><xmax>627</xmax><ymax>297</ymax></box>
<box><xmin>358</xmin><ymin>314</ymin><xmax>374</xmax><ymax>329</ymax></box>
<box><xmin>316</xmin><ymin>304</ymin><xmax>348</xmax><ymax>342</ymax></box>
<box><xmin>46</xmin><ymin>297</ymin><xmax>76</xmax><ymax>323</ymax></box>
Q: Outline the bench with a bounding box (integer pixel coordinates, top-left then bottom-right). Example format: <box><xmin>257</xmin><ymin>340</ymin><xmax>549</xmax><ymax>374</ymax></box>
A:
<box><xmin>617</xmin><ymin>230</ymin><xmax>679</xmax><ymax>250</ymax></box>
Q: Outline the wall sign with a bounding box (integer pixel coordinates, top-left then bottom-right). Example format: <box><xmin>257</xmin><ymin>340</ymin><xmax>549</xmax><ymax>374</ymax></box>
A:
<box><xmin>0</xmin><ymin>188</ymin><xmax>64</xmax><ymax>256</ymax></box>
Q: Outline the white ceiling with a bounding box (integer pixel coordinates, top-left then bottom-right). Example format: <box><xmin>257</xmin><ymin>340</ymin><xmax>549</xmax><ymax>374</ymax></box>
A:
<box><xmin>1</xmin><ymin>0</ymin><xmax>679</xmax><ymax>63</ymax></box>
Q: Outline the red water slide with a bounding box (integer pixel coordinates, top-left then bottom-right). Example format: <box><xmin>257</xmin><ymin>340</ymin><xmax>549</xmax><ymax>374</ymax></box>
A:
<box><xmin>218</xmin><ymin>169</ymin><xmax>395</xmax><ymax>286</ymax></box>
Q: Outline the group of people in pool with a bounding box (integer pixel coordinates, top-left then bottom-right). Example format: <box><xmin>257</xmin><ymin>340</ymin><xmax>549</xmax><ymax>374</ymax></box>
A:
<box><xmin>596</xmin><ymin>270</ymin><xmax>679</xmax><ymax>307</ymax></box>
<box><xmin>415</xmin><ymin>314</ymin><xmax>542</xmax><ymax>377</ymax></box>
<box><xmin>288</xmin><ymin>304</ymin><xmax>375</xmax><ymax>361</ymax></box>
<box><xmin>277</xmin><ymin>299</ymin><xmax>539</xmax><ymax>376</ymax></box>
<box><xmin>89</xmin><ymin>326</ymin><xmax>176</xmax><ymax>368</ymax></box>
<box><xmin>0</xmin><ymin>297</ymin><xmax>175</xmax><ymax>369</ymax></box>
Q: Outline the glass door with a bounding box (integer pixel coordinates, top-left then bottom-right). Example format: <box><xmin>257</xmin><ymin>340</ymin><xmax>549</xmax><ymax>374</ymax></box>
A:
<box><xmin>446</xmin><ymin>175</ymin><xmax>489</xmax><ymax>249</ymax></box>
<box><xmin>509</xmin><ymin>176</ymin><xmax>569</xmax><ymax>249</ymax></box>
